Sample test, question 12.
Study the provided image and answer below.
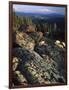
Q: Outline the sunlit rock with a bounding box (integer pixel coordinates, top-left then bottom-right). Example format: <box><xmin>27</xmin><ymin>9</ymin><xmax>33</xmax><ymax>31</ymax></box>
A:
<box><xmin>62</xmin><ymin>42</ymin><xmax>65</xmax><ymax>47</ymax></box>
<box><xmin>15</xmin><ymin>32</ymin><xmax>35</xmax><ymax>50</ymax></box>
<box><xmin>14</xmin><ymin>70</ymin><xmax>28</xmax><ymax>85</ymax></box>
<box><xmin>55</xmin><ymin>40</ymin><xmax>63</xmax><ymax>48</ymax></box>
<box><xmin>27</xmin><ymin>24</ymin><xmax>36</xmax><ymax>32</ymax></box>
<box><xmin>27</xmin><ymin>32</ymin><xmax>43</xmax><ymax>43</ymax></box>
<box><xmin>55</xmin><ymin>40</ymin><xmax>60</xmax><ymax>44</ymax></box>
<box><xmin>12</xmin><ymin>57</ymin><xmax>19</xmax><ymax>71</ymax></box>
<box><xmin>12</xmin><ymin>57</ymin><xmax>19</xmax><ymax>63</ymax></box>
<box><xmin>39</xmin><ymin>41</ymin><xmax>45</xmax><ymax>45</ymax></box>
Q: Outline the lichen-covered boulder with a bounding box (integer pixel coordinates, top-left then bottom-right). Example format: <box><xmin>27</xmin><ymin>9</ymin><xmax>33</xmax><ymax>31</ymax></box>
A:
<box><xmin>15</xmin><ymin>32</ymin><xmax>35</xmax><ymax>50</ymax></box>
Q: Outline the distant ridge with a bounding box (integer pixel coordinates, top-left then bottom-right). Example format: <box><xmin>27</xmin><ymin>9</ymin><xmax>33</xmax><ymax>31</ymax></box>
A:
<box><xmin>15</xmin><ymin>11</ymin><xmax>64</xmax><ymax>17</ymax></box>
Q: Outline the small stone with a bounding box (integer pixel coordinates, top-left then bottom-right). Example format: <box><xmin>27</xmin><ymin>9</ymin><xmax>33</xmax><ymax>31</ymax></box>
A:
<box><xmin>35</xmin><ymin>74</ymin><xmax>39</xmax><ymax>77</ymax></box>
<box><xmin>62</xmin><ymin>42</ymin><xmax>65</xmax><ymax>47</ymax></box>
<box><xmin>55</xmin><ymin>40</ymin><xmax>60</xmax><ymax>44</ymax></box>
<box><xmin>28</xmin><ymin>67</ymin><xmax>33</xmax><ymax>71</ymax></box>
<box><xmin>12</xmin><ymin>57</ymin><xmax>18</xmax><ymax>63</ymax></box>
<box><xmin>12</xmin><ymin>57</ymin><xmax>19</xmax><ymax>71</ymax></box>
<box><xmin>15</xmin><ymin>71</ymin><xmax>20</xmax><ymax>75</ymax></box>
<box><xmin>32</xmin><ymin>70</ymin><xmax>36</xmax><ymax>75</ymax></box>
<box><xmin>14</xmin><ymin>71</ymin><xmax>28</xmax><ymax>84</ymax></box>
<box><xmin>13</xmin><ymin>62</ymin><xmax>18</xmax><ymax>71</ymax></box>
<box><xmin>44</xmin><ymin>72</ymin><xmax>50</xmax><ymax>80</ymax></box>
<box><xmin>45</xmin><ymin>81</ymin><xmax>51</xmax><ymax>84</ymax></box>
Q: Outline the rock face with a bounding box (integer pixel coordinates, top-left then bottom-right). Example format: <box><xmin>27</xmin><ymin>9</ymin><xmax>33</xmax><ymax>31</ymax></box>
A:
<box><xmin>15</xmin><ymin>32</ymin><xmax>35</xmax><ymax>50</ymax></box>
<box><xmin>12</xmin><ymin>23</ymin><xmax>66</xmax><ymax>86</ymax></box>
<box><xmin>12</xmin><ymin>47</ymin><xmax>65</xmax><ymax>85</ymax></box>
<box><xmin>27</xmin><ymin>32</ymin><xmax>43</xmax><ymax>43</ymax></box>
<box><xmin>35</xmin><ymin>44</ymin><xmax>65</xmax><ymax>77</ymax></box>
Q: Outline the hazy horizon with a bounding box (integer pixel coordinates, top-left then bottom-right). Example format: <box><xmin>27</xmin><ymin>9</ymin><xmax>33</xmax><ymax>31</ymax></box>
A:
<box><xmin>13</xmin><ymin>4</ymin><xmax>65</xmax><ymax>15</ymax></box>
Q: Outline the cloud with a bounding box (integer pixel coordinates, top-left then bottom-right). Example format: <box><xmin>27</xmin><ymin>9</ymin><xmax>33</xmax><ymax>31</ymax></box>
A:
<box><xmin>13</xmin><ymin>5</ymin><xmax>51</xmax><ymax>12</ymax></box>
<box><xmin>36</xmin><ymin>8</ymin><xmax>64</xmax><ymax>13</ymax></box>
<box><xmin>13</xmin><ymin>6</ymin><xmax>54</xmax><ymax>13</ymax></box>
<box><xmin>33</xmin><ymin>8</ymin><xmax>52</xmax><ymax>12</ymax></box>
<box><xmin>13</xmin><ymin>4</ymin><xmax>65</xmax><ymax>14</ymax></box>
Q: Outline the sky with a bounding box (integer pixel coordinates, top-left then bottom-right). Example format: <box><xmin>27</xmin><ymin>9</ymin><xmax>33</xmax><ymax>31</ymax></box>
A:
<box><xmin>13</xmin><ymin>4</ymin><xmax>65</xmax><ymax>15</ymax></box>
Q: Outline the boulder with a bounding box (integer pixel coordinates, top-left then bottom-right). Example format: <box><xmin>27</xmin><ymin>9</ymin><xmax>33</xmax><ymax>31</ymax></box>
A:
<box><xmin>15</xmin><ymin>32</ymin><xmax>35</xmax><ymax>50</ymax></box>
<box><xmin>27</xmin><ymin>32</ymin><xmax>43</xmax><ymax>43</ymax></box>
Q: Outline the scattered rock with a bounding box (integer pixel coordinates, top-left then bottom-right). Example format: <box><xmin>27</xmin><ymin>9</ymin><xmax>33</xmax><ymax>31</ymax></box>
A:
<box><xmin>13</xmin><ymin>70</ymin><xmax>28</xmax><ymax>85</ymax></box>
<box><xmin>12</xmin><ymin>57</ymin><xmax>19</xmax><ymax>71</ymax></box>
<box><xmin>55</xmin><ymin>40</ymin><xmax>65</xmax><ymax>48</ymax></box>
<box><xmin>62</xmin><ymin>42</ymin><xmax>65</xmax><ymax>47</ymax></box>
<box><xmin>12</xmin><ymin>57</ymin><xmax>19</xmax><ymax>63</ymax></box>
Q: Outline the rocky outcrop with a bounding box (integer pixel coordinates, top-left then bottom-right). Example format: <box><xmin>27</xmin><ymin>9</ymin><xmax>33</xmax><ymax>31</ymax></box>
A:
<box><xmin>14</xmin><ymin>32</ymin><xmax>35</xmax><ymax>50</ymax></box>
<box><xmin>12</xmin><ymin>28</ymin><xmax>66</xmax><ymax>86</ymax></box>
<box><xmin>27</xmin><ymin>32</ymin><xmax>43</xmax><ymax>43</ymax></box>
<box><xmin>35</xmin><ymin>44</ymin><xmax>65</xmax><ymax>77</ymax></box>
<box><xmin>12</xmin><ymin>47</ymin><xmax>65</xmax><ymax>85</ymax></box>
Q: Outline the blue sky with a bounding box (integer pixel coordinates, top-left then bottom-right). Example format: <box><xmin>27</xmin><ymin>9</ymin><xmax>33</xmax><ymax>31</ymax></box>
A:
<box><xmin>13</xmin><ymin>4</ymin><xmax>65</xmax><ymax>15</ymax></box>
